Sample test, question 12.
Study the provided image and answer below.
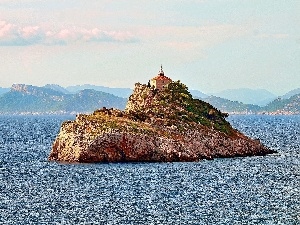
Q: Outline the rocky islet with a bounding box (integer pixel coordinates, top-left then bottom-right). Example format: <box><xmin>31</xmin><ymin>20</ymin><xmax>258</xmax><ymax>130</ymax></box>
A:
<box><xmin>49</xmin><ymin>80</ymin><xmax>274</xmax><ymax>163</ymax></box>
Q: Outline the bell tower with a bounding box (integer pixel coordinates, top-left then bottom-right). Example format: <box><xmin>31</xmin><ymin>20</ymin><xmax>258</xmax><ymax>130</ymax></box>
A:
<box><xmin>150</xmin><ymin>65</ymin><xmax>172</xmax><ymax>90</ymax></box>
<box><xmin>158</xmin><ymin>64</ymin><xmax>164</xmax><ymax>76</ymax></box>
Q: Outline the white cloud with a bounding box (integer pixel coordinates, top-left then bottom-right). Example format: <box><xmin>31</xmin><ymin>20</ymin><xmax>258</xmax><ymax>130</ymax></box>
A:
<box><xmin>0</xmin><ymin>20</ymin><xmax>138</xmax><ymax>46</ymax></box>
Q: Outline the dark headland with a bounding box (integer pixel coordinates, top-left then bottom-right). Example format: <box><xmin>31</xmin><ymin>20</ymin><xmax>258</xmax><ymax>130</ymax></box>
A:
<box><xmin>49</xmin><ymin>67</ymin><xmax>274</xmax><ymax>163</ymax></box>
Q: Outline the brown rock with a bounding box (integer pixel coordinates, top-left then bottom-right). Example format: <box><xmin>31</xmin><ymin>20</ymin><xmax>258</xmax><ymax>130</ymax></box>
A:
<box><xmin>49</xmin><ymin>81</ymin><xmax>274</xmax><ymax>163</ymax></box>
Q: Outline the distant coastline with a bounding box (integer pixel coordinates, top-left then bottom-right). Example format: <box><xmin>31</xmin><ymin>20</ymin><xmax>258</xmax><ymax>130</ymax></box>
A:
<box><xmin>0</xmin><ymin>83</ymin><xmax>300</xmax><ymax>115</ymax></box>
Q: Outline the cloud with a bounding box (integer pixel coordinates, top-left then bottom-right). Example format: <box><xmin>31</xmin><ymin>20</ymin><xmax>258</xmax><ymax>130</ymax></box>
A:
<box><xmin>0</xmin><ymin>20</ymin><xmax>138</xmax><ymax>46</ymax></box>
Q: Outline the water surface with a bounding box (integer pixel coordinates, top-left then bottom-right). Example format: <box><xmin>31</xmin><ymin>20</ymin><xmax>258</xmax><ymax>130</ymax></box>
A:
<box><xmin>0</xmin><ymin>115</ymin><xmax>299</xmax><ymax>224</ymax></box>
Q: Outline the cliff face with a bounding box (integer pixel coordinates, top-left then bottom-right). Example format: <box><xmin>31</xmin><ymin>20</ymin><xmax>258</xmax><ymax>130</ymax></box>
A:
<box><xmin>49</xmin><ymin>81</ymin><xmax>274</xmax><ymax>163</ymax></box>
<box><xmin>125</xmin><ymin>83</ymin><xmax>156</xmax><ymax>113</ymax></box>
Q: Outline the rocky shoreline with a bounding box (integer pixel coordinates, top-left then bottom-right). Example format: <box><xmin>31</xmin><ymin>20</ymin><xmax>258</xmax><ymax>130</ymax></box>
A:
<box><xmin>49</xmin><ymin>81</ymin><xmax>275</xmax><ymax>163</ymax></box>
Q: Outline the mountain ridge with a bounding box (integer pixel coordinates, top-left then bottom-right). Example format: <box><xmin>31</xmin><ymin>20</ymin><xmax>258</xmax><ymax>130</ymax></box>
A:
<box><xmin>210</xmin><ymin>88</ymin><xmax>277</xmax><ymax>106</ymax></box>
<box><xmin>66</xmin><ymin>84</ymin><xmax>132</xmax><ymax>98</ymax></box>
<box><xmin>0</xmin><ymin>87</ymin><xmax>10</xmax><ymax>96</ymax></box>
<box><xmin>43</xmin><ymin>84</ymin><xmax>70</xmax><ymax>94</ymax></box>
<box><xmin>0</xmin><ymin>84</ymin><xmax>126</xmax><ymax>115</ymax></box>
<box><xmin>280</xmin><ymin>88</ymin><xmax>300</xmax><ymax>100</ymax></box>
<box><xmin>201</xmin><ymin>95</ymin><xmax>261</xmax><ymax>114</ymax></box>
<box><xmin>1</xmin><ymin>83</ymin><xmax>300</xmax><ymax>115</ymax></box>
<box><xmin>262</xmin><ymin>94</ymin><xmax>300</xmax><ymax>114</ymax></box>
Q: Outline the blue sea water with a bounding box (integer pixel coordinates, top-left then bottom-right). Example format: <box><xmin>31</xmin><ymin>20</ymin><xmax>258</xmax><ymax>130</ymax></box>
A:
<box><xmin>0</xmin><ymin>115</ymin><xmax>299</xmax><ymax>224</ymax></box>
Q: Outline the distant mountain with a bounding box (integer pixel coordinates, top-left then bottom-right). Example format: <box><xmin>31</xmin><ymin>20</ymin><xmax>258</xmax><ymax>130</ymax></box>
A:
<box><xmin>44</xmin><ymin>84</ymin><xmax>70</xmax><ymax>94</ymax></box>
<box><xmin>66</xmin><ymin>84</ymin><xmax>132</xmax><ymax>98</ymax></box>
<box><xmin>201</xmin><ymin>95</ymin><xmax>261</xmax><ymax>114</ymax></box>
<box><xmin>0</xmin><ymin>84</ymin><xmax>127</xmax><ymax>115</ymax></box>
<box><xmin>189</xmin><ymin>90</ymin><xmax>208</xmax><ymax>99</ymax></box>
<box><xmin>202</xmin><ymin>92</ymin><xmax>300</xmax><ymax>115</ymax></box>
<box><xmin>262</xmin><ymin>94</ymin><xmax>300</xmax><ymax>114</ymax></box>
<box><xmin>0</xmin><ymin>87</ymin><xmax>10</xmax><ymax>96</ymax></box>
<box><xmin>2</xmin><ymin>83</ymin><xmax>300</xmax><ymax>115</ymax></box>
<box><xmin>65</xmin><ymin>89</ymin><xmax>126</xmax><ymax>112</ymax></box>
<box><xmin>280</xmin><ymin>88</ymin><xmax>300</xmax><ymax>99</ymax></box>
<box><xmin>211</xmin><ymin>88</ymin><xmax>276</xmax><ymax>106</ymax></box>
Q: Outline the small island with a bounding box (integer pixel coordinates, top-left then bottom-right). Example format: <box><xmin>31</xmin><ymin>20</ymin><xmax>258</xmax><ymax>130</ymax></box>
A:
<box><xmin>49</xmin><ymin>66</ymin><xmax>274</xmax><ymax>163</ymax></box>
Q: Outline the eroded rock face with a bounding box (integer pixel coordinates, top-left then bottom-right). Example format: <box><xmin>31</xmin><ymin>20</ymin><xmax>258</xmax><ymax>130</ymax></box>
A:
<box><xmin>49</xmin><ymin>81</ymin><xmax>274</xmax><ymax>163</ymax></box>
<box><xmin>49</xmin><ymin>126</ymin><xmax>272</xmax><ymax>163</ymax></box>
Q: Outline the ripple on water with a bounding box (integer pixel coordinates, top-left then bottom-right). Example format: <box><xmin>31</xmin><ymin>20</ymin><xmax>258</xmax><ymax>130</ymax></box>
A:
<box><xmin>0</xmin><ymin>115</ymin><xmax>299</xmax><ymax>224</ymax></box>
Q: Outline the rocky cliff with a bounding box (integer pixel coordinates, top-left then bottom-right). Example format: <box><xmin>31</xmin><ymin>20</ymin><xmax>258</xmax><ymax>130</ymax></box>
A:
<box><xmin>49</xmin><ymin>81</ymin><xmax>274</xmax><ymax>163</ymax></box>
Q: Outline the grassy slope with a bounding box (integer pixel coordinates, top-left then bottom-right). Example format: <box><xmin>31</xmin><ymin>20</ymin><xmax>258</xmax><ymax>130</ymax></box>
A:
<box><xmin>73</xmin><ymin>81</ymin><xmax>235</xmax><ymax>136</ymax></box>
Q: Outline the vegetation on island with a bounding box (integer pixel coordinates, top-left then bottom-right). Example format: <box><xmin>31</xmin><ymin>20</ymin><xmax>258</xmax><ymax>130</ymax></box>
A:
<box><xmin>71</xmin><ymin>81</ymin><xmax>235</xmax><ymax>138</ymax></box>
<box><xmin>132</xmin><ymin>81</ymin><xmax>232</xmax><ymax>134</ymax></box>
<box><xmin>50</xmin><ymin>80</ymin><xmax>274</xmax><ymax>163</ymax></box>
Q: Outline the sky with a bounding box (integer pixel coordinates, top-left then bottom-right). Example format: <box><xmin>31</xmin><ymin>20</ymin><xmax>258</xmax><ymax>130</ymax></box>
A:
<box><xmin>0</xmin><ymin>0</ymin><xmax>299</xmax><ymax>95</ymax></box>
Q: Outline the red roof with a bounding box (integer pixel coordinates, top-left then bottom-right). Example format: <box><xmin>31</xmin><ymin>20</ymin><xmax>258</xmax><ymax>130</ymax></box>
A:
<box><xmin>151</xmin><ymin>75</ymin><xmax>172</xmax><ymax>81</ymax></box>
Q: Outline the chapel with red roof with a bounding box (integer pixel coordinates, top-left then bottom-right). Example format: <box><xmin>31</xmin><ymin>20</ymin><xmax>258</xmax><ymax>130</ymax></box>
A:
<box><xmin>150</xmin><ymin>65</ymin><xmax>172</xmax><ymax>90</ymax></box>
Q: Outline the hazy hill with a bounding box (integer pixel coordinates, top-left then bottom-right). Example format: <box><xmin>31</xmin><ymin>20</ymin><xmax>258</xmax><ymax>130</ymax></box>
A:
<box><xmin>280</xmin><ymin>88</ymin><xmax>300</xmax><ymax>99</ymax></box>
<box><xmin>263</xmin><ymin>94</ymin><xmax>300</xmax><ymax>114</ymax></box>
<box><xmin>0</xmin><ymin>87</ymin><xmax>10</xmax><ymax>96</ymax></box>
<box><xmin>44</xmin><ymin>84</ymin><xmax>70</xmax><ymax>94</ymax></box>
<box><xmin>66</xmin><ymin>84</ymin><xmax>132</xmax><ymax>98</ymax></box>
<box><xmin>201</xmin><ymin>95</ymin><xmax>261</xmax><ymax>114</ymax></box>
<box><xmin>65</xmin><ymin>89</ymin><xmax>126</xmax><ymax>112</ymax></box>
<box><xmin>0</xmin><ymin>84</ymin><xmax>127</xmax><ymax>114</ymax></box>
<box><xmin>202</xmin><ymin>92</ymin><xmax>300</xmax><ymax>115</ymax></box>
<box><xmin>2</xmin><ymin>83</ymin><xmax>300</xmax><ymax>115</ymax></box>
<box><xmin>189</xmin><ymin>90</ymin><xmax>208</xmax><ymax>99</ymax></box>
<box><xmin>211</xmin><ymin>88</ymin><xmax>276</xmax><ymax>106</ymax></box>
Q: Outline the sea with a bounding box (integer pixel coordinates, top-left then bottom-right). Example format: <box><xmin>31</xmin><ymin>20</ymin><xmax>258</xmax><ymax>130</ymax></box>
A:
<box><xmin>0</xmin><ymin>115</ymin><xmax>299</xmax><ymax>225</ymax></box>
